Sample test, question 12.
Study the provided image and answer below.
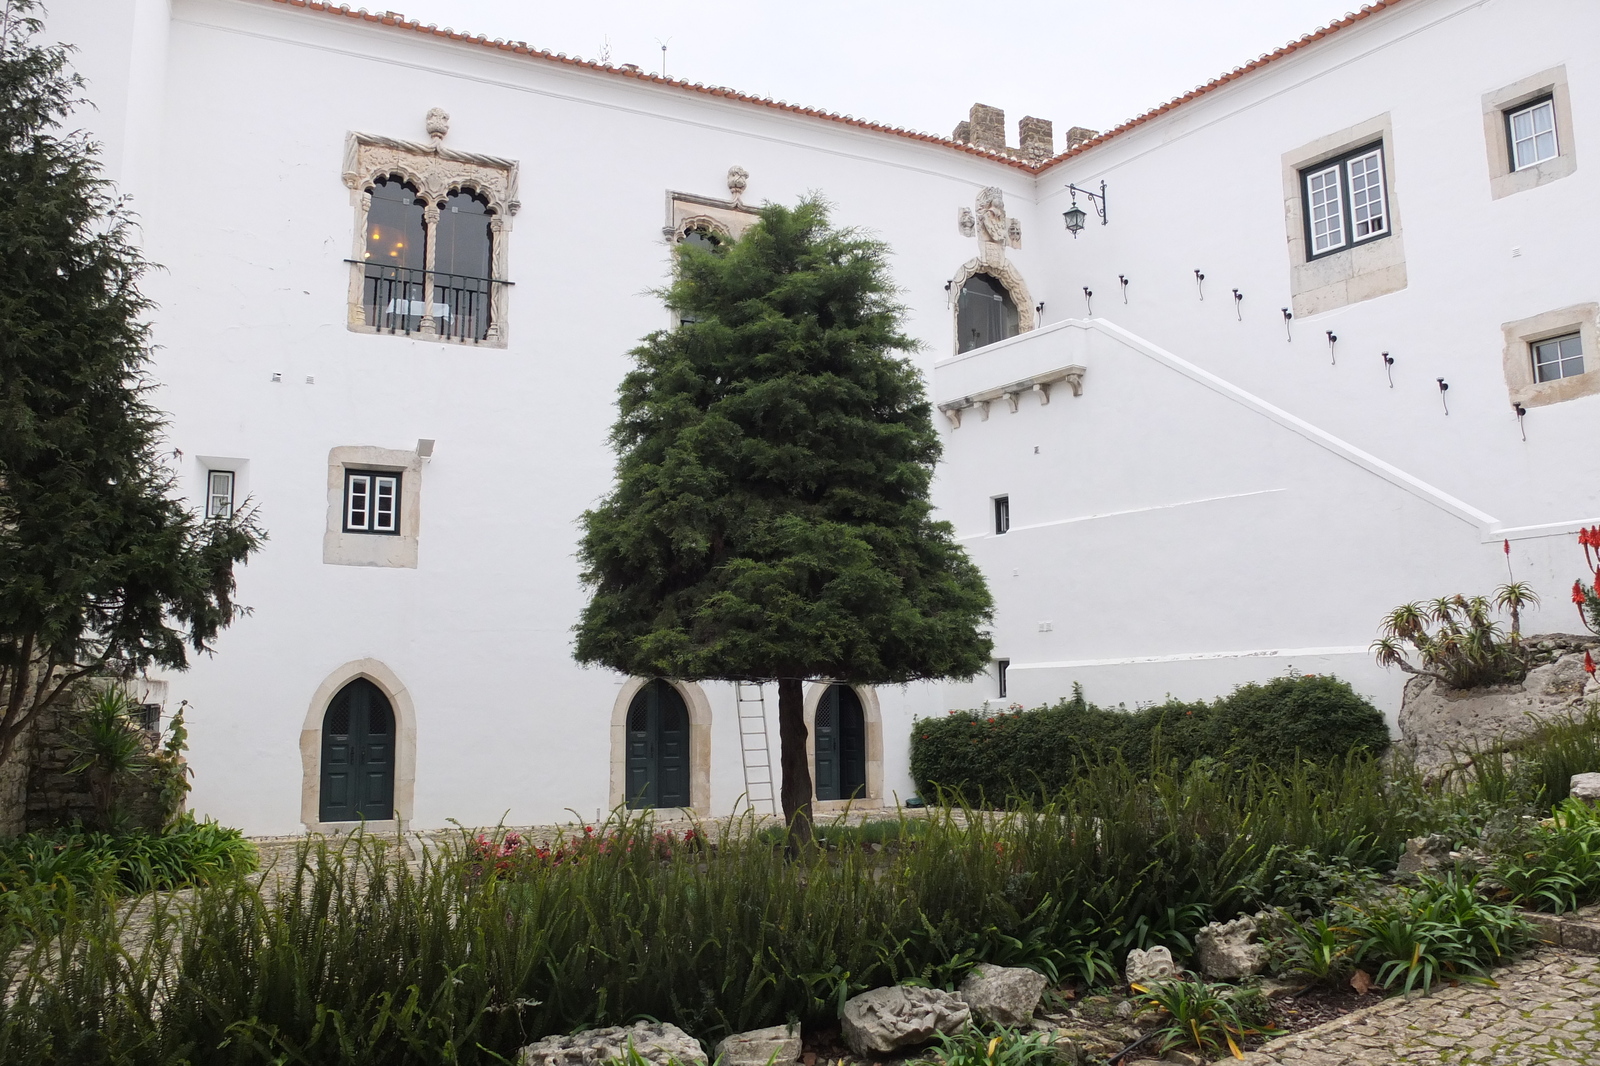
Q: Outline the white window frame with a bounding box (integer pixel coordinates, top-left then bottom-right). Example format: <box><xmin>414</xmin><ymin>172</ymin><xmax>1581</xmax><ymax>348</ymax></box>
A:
<box><xmin>344</xmin><ymin>471</ymin><xmax>400</xmax><ymax>535</ymax></box>
<box><xmin>206</xmin><ymin>469</ymin><xmax>235</xmax><ymax>519</ymax></box>
<box><xmin>1301</xmin><ymin>143</ymin><xmax>1388</xmax><ymax>259</ymax></box>
<box><xmin>1508</xmin><ymin>97</ymin><xmax>1558</xmax><ymax>171</ymax></box>
<box><xmin>1531</xmin><ymin>333</ymin><xmax>1584</xmax><ymax>384</ymax></box>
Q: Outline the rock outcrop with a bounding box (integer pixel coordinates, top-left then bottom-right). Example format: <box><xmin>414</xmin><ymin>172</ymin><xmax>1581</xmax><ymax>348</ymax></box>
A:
<box><xmin>1123</xmin><ymin>946</ymin><xmax>1179</xmax><ymax>988</ymax></box>
<box><xmin>1194</xmin><ymin>916</ymin><xmax>1267</xmax><ymax>980</ymax></box>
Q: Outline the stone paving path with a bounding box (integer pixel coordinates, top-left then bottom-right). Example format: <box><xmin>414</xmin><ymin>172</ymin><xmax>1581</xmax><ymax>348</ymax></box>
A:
<box><xmin>1240</xmin><ymin>950</ymin><xmax>1600</xmax><ymax>1066</ymax></box>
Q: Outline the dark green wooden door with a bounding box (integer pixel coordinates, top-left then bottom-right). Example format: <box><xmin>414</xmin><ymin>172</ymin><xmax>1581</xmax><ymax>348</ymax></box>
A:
<box><xmin>320</xmin><ymin>678</ymin><xmax>395</xmax><ymax>822</ymax></box>
<box><xmin>625</xmin><ymin>680</ymin><xmax>690</xmax><ymax>809</ymax></box>
<box><xmin>815</xmin><ymin>685</ymin><xmax>867</xmax><ymax>801</ymax></box>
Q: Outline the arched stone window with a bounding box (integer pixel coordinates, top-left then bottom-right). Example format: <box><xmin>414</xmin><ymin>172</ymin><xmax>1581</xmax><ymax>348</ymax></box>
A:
<box><xmin>956</xmin><ymin>272</ymin><xmax>1020</xmax><ymax>353</ymax></box>
<box><xmin>343</xmin><ymin>124</ymin><xmax>519</xmax><ymax>346</ymax></box>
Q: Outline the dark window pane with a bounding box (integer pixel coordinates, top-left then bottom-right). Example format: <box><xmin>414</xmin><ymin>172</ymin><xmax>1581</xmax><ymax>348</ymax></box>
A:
<box><xmin>434</xmin><ymin>189</ymin><xmax>493</xmax><ymax>341</ymax></box>
<box><xmin>957</xmin><ymin>273</ymin><xmax>1019</xmax><ymax>353</ymax></box>
<box><xmin>363</xmin><ymin>177</ymin><xmax>427</xmax><ymax>333</ymax></box>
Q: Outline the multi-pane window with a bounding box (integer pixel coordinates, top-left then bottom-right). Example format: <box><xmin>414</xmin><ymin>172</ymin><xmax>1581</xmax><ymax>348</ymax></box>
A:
<box><xmin>993</xmin><ymin>495</ymin><xmax>1010</xmax><ymax>535</ymax></box>
<box><xmin>344</xmin><ymin>470</ymin><xmax>401</xmax><ymax>535</ymax></box>
<box><xmin>1508</xmin><ymin>98</ymin><xmax>1558</xmax><ymax>170</ymax></box>
<box><xmin>1301</xmin><ymin>144</ymin><xmax>1389</xmax><ymax>258</ymax></box>
<box><xmin>206</xmin><ymin>470</ymin><xmax>235</xmax><ymax>519</ymax></box>
<box><xmin>1532</xmin><ymin>333</ymin><xmax>1584</xmax><ymax>383</ymax></box>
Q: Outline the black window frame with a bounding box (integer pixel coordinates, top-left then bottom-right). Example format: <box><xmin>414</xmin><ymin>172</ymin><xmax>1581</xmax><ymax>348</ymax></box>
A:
<box><xmin>342</xmin><ymin>468</ymin><xmax>402</xmax><ymax>536</ymax></box>
<box><xmin>205</xmin><ymin>468</ymin><xmax>235</xmax><ymax>520</ymax></box>
<box><xmin>1300</xmin><ymin>140</ymin><xmax>1390</xmax><ymax>262</ymax></box>
<box><xmin>993</xmin><ymin>495</ymin><xmax>1010</xmax><ymax>535</ymax></box>
<box><xmin>997</xmin><ymin>659</ymin><xmax>1009</xmax><ymax>699</ymax></box>
<box><xmin>1504</xmin><ymin>94</ymin><xmax>1558</xmax><ymax>173</ymax></box>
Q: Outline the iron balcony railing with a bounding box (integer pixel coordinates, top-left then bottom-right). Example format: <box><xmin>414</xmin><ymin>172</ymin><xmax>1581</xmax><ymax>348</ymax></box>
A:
<box><xmin>353</xmin><ymin>262</ymin><xmax>511</xmax><ymax>343</ymax></box>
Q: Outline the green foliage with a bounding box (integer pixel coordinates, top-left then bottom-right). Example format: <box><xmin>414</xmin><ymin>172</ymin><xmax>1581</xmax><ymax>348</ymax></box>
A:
<box><xmin>65</xmin><ymin>687</ymin><xmax>150</xmax><ymax>831</ymax></box>
<box><xmin>0</xmin><ymin>1</ymin><xmax>263</xmax><ymax>770</ymax></box>
<box><xmin>1489</xmin><ymin>799</ymin><xmax>1600</xmax><ymax>914</ymax></box>
<box><xmin>1272</xmin><ymin>912</ymin><xmax>1360</xmax><ymax>984</ymax></box>
<box><xmin>1344</xmin><ymin>875</ymin><xmax>1529</xmax><ymax>995</ymax></box>
<box><xmin>1455</xmin><ymin>706</ymin><xmax>1600</xmax><ymax>810</ymax></box>
<box><xmin>910</xmin><ymin>674</ymin><xmax>1388</xmax><ymax>803</ymax></box>
<box><xmin>1134</xmin><ymin>976</ymin><xmax>1279</xmax><ymax>1059</ymax></box>
<box><xmin>1371</xmin><ymin>588</ymin><xmax>1535</xmax><ymax>690</ymax></box>
<box><xmin>574</xmin><ymin>197</ymin><xmax>992</xmax><ymax>685</ymax></box>
<box><xmin>0</xmin><ymin>816</ymin><xmax>257</xmax><ymax>931</ymax></box>
<box><xmin>922</xmin><ymin>1026</ymin><xmax>1064</xmax><ymax>1066</ymax></box>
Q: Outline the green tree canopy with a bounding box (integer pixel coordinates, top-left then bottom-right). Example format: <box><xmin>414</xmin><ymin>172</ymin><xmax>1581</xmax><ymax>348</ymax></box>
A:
<box><xmin>0</xmin><ymin>2</ymin><xmax>263</xmax><ymax>768</ymax></box>
<box><xmin>575</xmin><ymin>198</ymin><xmax>992</xmax><ymax>835</ymax></box>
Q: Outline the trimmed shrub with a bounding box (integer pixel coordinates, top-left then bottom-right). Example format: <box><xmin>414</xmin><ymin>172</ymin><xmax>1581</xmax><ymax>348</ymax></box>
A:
<box><xmin>911</xmin><ymin>675</ymin><xmax>1389</xmax><ymax>804</ymax></box>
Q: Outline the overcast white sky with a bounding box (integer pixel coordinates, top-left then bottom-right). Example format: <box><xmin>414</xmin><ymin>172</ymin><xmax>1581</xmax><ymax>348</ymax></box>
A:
<box><xmin>386</xmin><ymin>1</ymin><xmax>1366</xmax><ymax>142</ymax></box>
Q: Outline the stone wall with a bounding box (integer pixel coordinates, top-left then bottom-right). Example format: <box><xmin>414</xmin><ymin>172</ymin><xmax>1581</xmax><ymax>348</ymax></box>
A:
<box><xmin>23</xmin><ymin>701</ymin><xmax>170</xmax><ymax>832</ymax></box>
<box><xmin>1398</xmin><ymin>633</ymin><xmax>1600</xmax><ymax>771</ymax></box>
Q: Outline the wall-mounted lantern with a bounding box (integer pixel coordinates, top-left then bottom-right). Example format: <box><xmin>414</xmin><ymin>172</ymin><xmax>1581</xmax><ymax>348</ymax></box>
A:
<box><xmin>1062</xmin><ymin>181</ymin><xmax>1108</xmax><ymax>237</ymax></box>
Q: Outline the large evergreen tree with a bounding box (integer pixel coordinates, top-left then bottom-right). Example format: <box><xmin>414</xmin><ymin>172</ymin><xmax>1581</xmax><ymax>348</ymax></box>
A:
<box><xmin>0</xmin><ymin>2</ymin><xmax>263</xmax><ymax>770</ymax></box>
<box><xmin>576</xmin><ymin>199</ymin><xmax>993</xmax><ymax>839</ymax></box>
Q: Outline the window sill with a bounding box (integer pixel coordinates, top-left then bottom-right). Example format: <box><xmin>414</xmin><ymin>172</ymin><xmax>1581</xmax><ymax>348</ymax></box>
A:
<box><xmin>1501</xmin><ymin>303</ymin><xmax>1600</xmax><ymax>409</ymax></box>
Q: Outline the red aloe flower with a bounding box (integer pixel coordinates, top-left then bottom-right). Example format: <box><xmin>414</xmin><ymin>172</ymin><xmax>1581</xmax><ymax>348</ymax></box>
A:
<box><xmin>1585</xmin><ymin>652</ymin><xmax>1596</xmax><ymax>676</ymax></box>
<box><xmin>1576</xmin><ymin>581</ymin><xmax>1588</xmax><ymax>606</ymax></box>
<box><xmin>1504</xmin><ymin>538</ymin><xmax>1511</xmax><ymax>555</ymax></box>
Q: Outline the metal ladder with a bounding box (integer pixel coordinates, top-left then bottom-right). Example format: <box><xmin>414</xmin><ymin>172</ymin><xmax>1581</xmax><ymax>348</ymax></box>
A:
<box><xmin>734</xmin><ymin>681</ymin><xmax>778</xmax><ymax>816</ymax></box>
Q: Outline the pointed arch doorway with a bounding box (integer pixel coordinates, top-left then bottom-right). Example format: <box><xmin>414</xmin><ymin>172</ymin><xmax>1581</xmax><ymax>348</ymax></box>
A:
<box><xmin>319</xmin><ymin>678</ymin><xmax>395</xmax><ymax>822</ymax></box>
<box><xmin>625</xmin><ymin>679</ymin><xmax>691</xmax><ymax>809</ymax></box>
<box><xmin>814</xmin><ymin>684</ymin><xmax>867</xmax><ymax>801</ymax></box>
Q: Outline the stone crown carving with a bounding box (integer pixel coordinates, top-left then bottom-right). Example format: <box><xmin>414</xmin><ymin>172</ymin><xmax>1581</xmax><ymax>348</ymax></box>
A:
<box><xmin>342</xmin><ymin>130</ymin><xmax>520</xmax><ymax>216</ymax></box>
<box><xmin>938</xmin><ymin>364</ymin><xmax>1086</xmax><ymax>428</ymax></box>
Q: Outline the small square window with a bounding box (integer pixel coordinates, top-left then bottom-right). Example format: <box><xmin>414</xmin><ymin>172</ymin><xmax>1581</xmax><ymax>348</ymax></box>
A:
<box><xmin>206</xmin><ymin>470</ymin><xmax>235</xmax><ymax>519</ymax></box>
<box><xmin>1301</xmin><ymin>143</ymin><xmax>1388</xmax><ymax>259</ymax></box>
<box><xmin>996</xmin><ymin>659</ymin><xmax>1009</xmax><ymax>699</ymax></box>
<box><xmin>1532</xmin><ymin>333</ymin><xmax>1584</xmax><ymax>383</ymax></box>
<box><xmin>1507</xmin><ymin>97</ymin><xmax>1558</xmax><ymax>171</ymax></box>
<box><xmin>993</xmin><ymin>495</ymin><xmax>1010</xmax><ymax>535</ymax></box>
<box><xmin>344</xmin><ymin>469</ymin><xmax>401</xmax><ymax>534</ymax></box>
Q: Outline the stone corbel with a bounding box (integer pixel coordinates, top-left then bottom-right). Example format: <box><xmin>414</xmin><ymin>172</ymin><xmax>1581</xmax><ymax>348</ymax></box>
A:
<box><xmin>936</xmin><ymin>364</ymin><xmax>1087</xmax><ymax>426</ymax></box>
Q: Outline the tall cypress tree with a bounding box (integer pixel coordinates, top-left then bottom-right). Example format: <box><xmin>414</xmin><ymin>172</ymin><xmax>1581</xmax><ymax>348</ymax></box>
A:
<box><xmin>0</xmin><ymin>2</ymin><xmax>263</xmax><ymax>771</ymax></box>
<box><xmin>576</xmin><ymin>199</ymin><xmax>993</xmax><ymax>839</ymax></box>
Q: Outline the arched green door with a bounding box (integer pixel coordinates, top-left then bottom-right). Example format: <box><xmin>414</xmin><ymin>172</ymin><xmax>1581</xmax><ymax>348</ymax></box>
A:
<box><xmin>625</xmin><ymin>680</ymin><xmax>690</xmax><ymax>809</ymax></box>
<box><xmin>815</xmin><ymin>684</ymin><xmax>867</xmax><ymax>801</ymax></box>
<box><xmin>320</xmin><ymin>678</ymin><xmax>395</xmax><ymax>822</ymax></box>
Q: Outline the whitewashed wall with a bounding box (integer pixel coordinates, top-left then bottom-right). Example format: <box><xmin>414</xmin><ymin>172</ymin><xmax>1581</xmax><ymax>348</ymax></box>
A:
<box><xmin>40</xmin><ymin>0</ymin><xmax>1600</xmax><ymax>833</ymax></box>
<box><xmin>944</xmin><ymin>0</ymin><xmax>1600</xmax><ymax>716</ymax></box>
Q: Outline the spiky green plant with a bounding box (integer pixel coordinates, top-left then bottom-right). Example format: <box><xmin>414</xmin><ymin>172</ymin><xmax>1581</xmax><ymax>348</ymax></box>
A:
<box><xmin>1372</xmin><ymin>587</ymin><xmax>1535</xmax><ymax>689</ymax></box>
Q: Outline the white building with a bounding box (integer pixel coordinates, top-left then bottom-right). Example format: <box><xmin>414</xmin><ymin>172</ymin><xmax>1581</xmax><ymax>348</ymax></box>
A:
<box><xmin>42</xmin><ymin>0</ymin><xmax>1600</xmax><ymax>834</ymax></box>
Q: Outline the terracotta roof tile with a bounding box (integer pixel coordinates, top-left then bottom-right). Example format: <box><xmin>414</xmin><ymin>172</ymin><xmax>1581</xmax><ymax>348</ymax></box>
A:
<box><xmin>267</xmin><ymin>0</ymin><xmax>1411</xmax><ymax>175</ymax></box>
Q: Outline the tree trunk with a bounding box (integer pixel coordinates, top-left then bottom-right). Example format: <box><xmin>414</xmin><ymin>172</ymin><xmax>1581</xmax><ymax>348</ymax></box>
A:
<box><xmin>776</xmin><ymin>677</ymin><xmax>814</xmax><ymax>849</ymax></box>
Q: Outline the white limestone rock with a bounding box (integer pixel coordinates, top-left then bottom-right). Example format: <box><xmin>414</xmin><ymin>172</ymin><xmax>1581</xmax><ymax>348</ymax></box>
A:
<box><xmin>1194</xmin><ymin>916</ymin><xmax>1268</xmax><ymax>980</ymax></box>
<box><xmin>839</xmin><ymin>985</ymin><xmax>971</xmax><ymax>1056</ymax></box>
<box><xmin>1399</xmin><ymin>646</ymin><xmax>1598</xmax><ymax>772</ymax></box>
<box><xmin>1571</xmin><ymin>772</ymin><xmax>1600</xmax><ymax>804</ymax></box>
<box><xmin>1123</xmin><ymin>946</ymin><xmax>1179</xmax><ymax>988</ymax></box>
<box><xmin>713</xmin><ymin>1025</ymin><xmax>801</xmax><ymax>1066</ymax></box>
<box><xmin>958</xmin><ymin>963</ymin><xmax>1049</xmax><ymax>1026</ymax></box>
<box><xmin>517</xmin><ymin>1022</ymin><xmax>706</xmax><ymax>1066</ymax></box>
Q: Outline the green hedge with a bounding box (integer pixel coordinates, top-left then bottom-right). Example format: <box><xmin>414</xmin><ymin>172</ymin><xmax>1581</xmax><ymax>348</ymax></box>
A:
<box><xmin>910</xmin><ymin>675</ymin><xmax>1390</xmax><ymax>804</ymax></box>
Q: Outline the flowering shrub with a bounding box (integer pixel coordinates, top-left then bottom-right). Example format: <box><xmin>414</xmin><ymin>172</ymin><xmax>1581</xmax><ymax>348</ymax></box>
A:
<box><xmin>463</xmin><ymin>824</ymin><xmax>702</xmax><ymax>881</ymax></box>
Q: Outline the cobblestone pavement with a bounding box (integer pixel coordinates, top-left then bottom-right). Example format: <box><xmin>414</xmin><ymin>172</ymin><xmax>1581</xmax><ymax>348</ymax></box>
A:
<box><xmin>1240</xmin><ymin>950</ymin><xmax>1600</xmax><ymax>1066</ymax></box>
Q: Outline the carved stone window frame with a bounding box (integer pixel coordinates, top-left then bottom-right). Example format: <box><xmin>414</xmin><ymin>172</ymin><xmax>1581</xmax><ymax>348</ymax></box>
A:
<box><xmin>948</xmin><ymin>257</ymin><xmax>1037</xmax><ymax>356</ymax></box>
<box><xmin>342</xmin><ymin>130</ymin><xmax>520</xmax><ymax>347</ymax></box>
